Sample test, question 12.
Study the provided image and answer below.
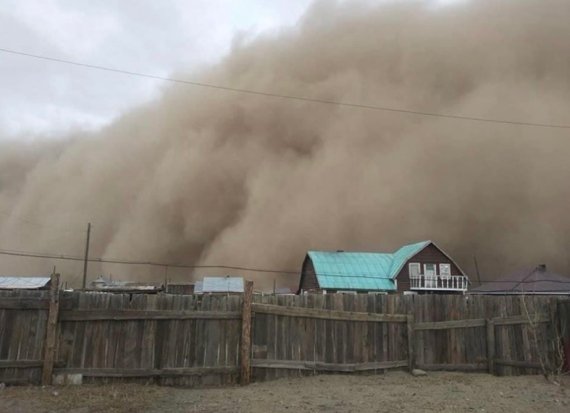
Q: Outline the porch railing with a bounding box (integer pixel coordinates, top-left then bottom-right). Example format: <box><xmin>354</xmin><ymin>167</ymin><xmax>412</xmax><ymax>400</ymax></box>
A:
<box><xmin>409</xmin><ymin>274</ymin><xmax>469</xmax><ymax>292</ymax></box>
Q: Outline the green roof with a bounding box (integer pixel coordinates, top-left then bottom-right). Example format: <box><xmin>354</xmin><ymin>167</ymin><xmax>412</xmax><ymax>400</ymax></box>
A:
<box><xmin>307</xmin><ymin>241</ymin><xmax>430</xmax><ymax>291</ymax></box>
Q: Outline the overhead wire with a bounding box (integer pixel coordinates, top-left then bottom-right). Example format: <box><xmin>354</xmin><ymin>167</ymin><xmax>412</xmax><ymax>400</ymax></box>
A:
<box><xmin>1</xmin><ymin>47</ymin><xmax>570</xmax><ymax>129</ymax></box>
<box><xmin>1</xmin><ymin>247</ymin><xmax>570</xmax><ymax>285</ymax></box>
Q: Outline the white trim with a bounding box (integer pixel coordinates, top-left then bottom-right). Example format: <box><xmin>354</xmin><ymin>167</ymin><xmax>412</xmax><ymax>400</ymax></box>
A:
<box><xmin>409</xmin><ymin>262</ymin><xmax>421</xmax><ymax>277</ymax></box>
<box><xmin>423</xmin><ymin>263</ymin><xmax>436</xmax><ymax>276</ymax></box>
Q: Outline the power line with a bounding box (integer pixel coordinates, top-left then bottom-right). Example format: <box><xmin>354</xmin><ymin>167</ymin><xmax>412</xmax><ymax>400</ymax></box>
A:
<box><xmin>1</xmin><ymin>47</ymin><xmax>569</xmax><ymax>130</ymax></box>
<box><xmin>1</xmin><ymin>247</ymin><xmax>570</xmax><ymax>284</ymax></box>
<box><xmin>0</xmin><ymin>248</ymin><xmax>298</xmax><ymax>274</ymax></box>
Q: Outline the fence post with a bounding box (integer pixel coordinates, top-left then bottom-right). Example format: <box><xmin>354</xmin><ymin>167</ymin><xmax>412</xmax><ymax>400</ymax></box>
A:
<box><xmin>486</xmin><ymin>319</ymin><xmax>495</xmax><ymax>375</ymax></box>
<box><xmin>240</xmin><ymin>280</ymin><xmax>254</xmax><ymax>385</ymax></box>
<box><xmin>42</xmin><ymin>272</ymin><xmax>60</xmax><ymax>385</ymax></box>
<box><xmin>407</xmin><ymin>314</ymin><xmax>415</xmax><ymax>371</ymax></box>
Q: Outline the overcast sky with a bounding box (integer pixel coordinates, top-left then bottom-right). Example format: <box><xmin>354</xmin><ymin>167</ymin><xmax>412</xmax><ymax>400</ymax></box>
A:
<box><xmin>0</xmin><ymin>0</ymin><xmax>461</xmax><ymax>140</ymax></box>
<box><xmin>0</xmin><ymin>0</ymin><xmax>315</xmax><ymax>139</ymax></box>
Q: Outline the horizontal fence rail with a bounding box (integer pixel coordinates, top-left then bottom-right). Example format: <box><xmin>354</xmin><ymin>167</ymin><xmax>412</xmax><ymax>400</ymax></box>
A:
<box><xmin>59</xmin><ymin>309</ymin><xmax>242</xmax><ymax>321</ymax></box>
<box><xmin>252</xmin><ymin>303</ymin><xmax>408</xmax><ymax>323</ymax></box>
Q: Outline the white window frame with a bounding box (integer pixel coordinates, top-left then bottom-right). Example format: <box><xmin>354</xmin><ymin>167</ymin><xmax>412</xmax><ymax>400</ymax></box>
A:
<box><xmin>423</xmin><ymin>263</ymin><xmax>436</xmax><ymax>276</ymax></box>
<box><xmin>424</xmin><ymin>263</ymin><xmax>437</xmax><ymax>288</ymax></box>
<box><xmin>439</xmin><ymin>263</ymin><xmax>451</xmax><ymax>278</ymax></box>
<box><xmin>409</xmin><ymin>263</ymin><xmax>421</xmax><ymax>277</ymax></box>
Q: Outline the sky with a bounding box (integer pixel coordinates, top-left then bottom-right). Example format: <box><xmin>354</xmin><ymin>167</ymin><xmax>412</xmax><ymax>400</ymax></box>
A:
<box><xmin>2</xmin><ymin>0</ymin><xmax>568</xmax><ymax>287</ymax></box>
<box><xmin>0</xmin><ymin>0</ymin><xmax>314</xmax><ymax>139</ymax></box>
<box><xmin>0</xmin><ymin>0</ymin><xmax>460</xmax><ymax>140</ymax></box>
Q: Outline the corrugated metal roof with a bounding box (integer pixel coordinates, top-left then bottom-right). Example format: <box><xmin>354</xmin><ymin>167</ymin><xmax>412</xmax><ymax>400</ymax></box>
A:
<box><xmin>201</xmin><ymin>277</ymin><xmax>244</xmax><ymax>293</ymax></box>
<box><xmin>470</xmin><ymin>266</ymin><xmax>570</xmax><ymax>294</ymax></box>
<box><xmin>0</xmin><ymin>276</ymin><xmax>51</xmax><ymax>289</ymax></box>
<box><xmin>308</xmin><ymin>241</ymin><xmax>430</xmax><ymax>291</ymax></box>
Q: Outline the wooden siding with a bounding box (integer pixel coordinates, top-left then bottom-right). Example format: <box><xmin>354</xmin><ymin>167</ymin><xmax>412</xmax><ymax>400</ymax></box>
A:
<box><xmin>396</xmin><ymin>243</ymin><xmax>463</xmax><ymax>293</ymax></box>
<box><xmin>299</xmin><ymin>256</ymin><xmax>320</xmax><ymax>292</ymax></box>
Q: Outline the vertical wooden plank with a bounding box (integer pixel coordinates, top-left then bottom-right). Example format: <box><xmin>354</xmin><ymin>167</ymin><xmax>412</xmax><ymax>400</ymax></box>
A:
<box><xmin>486</xmin><ymin>319</ymin><xmax>495</xmax><ymax>375</ymax></box>
<box><xmin>240</xmin><ymin>281</ymin><xmax>253</xmax><ymax>385</ymax></box>
<box><xmin>42</xmin><ymin>273</ymin><xmax>60</xmax><ymax>385</ymax></box>
<box><xmin>407</xmin><ymin>314</ymin><xmax>415</xmax><ymax>371</ymax></box>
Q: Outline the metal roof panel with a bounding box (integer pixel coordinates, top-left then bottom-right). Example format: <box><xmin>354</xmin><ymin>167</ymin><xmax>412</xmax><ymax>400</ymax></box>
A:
<box><xmin>307</xmin><ymin>241</ymin><xmax>431</xmax><ymax>292</ymax></box>
<box><xmin>0</xmin><ymin>276</ymin><xmax>51</xmax><ymax>289</ymax></box>
<box><xmin>202</xmin><ymin>277</ymin><xmax>244</xmax><ymax>293</ymax></box>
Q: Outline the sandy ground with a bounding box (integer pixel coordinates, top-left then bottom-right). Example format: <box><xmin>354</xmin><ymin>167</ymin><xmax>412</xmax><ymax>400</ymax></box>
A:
<box><xmin>1</xmin><ymin>372</ymin><xmax>569</xmax><ymax>413</ymax></box>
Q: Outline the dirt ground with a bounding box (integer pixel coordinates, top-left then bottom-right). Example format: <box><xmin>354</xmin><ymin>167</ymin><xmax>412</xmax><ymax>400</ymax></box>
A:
<box><xmin>1</xmin><ymin>372</ymin><xmax>569</xmax><ymax>413</ymax></box>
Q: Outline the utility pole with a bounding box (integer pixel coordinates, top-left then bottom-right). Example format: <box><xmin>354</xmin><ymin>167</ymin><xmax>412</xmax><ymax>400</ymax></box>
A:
<box><xmin>82</xmin><ymin>222</ymin><xmax>91</xmax><ymax>289</ymax></box>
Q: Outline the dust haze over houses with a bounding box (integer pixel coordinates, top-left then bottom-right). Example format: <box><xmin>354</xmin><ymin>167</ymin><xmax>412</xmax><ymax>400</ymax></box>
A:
<box><xmin>0</xmin><ymin>0</ymin><xmax>569</xmax><ymax>289</ymax></box>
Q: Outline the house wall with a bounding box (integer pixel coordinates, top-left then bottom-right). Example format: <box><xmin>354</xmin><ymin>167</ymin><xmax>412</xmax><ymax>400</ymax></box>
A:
<box><xmin>298</xmin><ymin>256</ymin><xmax>320</xmax><ymax>292</ymax></box>
<box><xmin>396</xmin><ymin>243</ymin><xmax>463</xmax><ymax>293</ymax></box>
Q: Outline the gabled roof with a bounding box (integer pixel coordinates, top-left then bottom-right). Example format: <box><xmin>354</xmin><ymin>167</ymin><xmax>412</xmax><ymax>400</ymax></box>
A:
<box><xmin>470</xmin><ymin>265</ymin><xmax>570</xmax><ymax>295</ymax></box>
<box><xmin>0</xmin><ymin>276</ymin><xmax>51</xmax><ymax>290</ymax></box>
<box><xmin>307</xmin><ymin>240</ymin><xmax>431</xmax><ymax>291</ymax></box>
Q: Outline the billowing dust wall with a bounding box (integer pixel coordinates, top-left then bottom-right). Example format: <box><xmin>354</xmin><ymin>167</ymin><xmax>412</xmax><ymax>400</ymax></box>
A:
<box><xmin>1</xmin><ymin>0</ymin><xmax>570</xmax><ymax>288</ymax></box>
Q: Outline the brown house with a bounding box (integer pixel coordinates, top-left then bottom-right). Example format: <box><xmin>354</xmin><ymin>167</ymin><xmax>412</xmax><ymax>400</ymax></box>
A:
<box><xmin>298</xmin><ymin>240</ymin><xmax>469</xmax><ymax>294</ymax></box>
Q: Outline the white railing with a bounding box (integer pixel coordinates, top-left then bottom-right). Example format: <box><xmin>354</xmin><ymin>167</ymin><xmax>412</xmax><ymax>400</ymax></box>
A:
<box><xmin>409</xmin><ymin>274</ymin><xmax>469</xmax><ymax>292</ymax></box>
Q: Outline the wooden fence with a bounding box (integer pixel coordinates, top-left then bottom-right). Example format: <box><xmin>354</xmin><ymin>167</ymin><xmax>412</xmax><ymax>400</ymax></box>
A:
<box><xmin>250</xmin><ymin>293</ymin><xmax>563</xmax><ymax>380</ymax></box>
<box><xmin>0</xmin><ymin>274</ymin><xmax>567</xmax><ymax>386</ymax></box>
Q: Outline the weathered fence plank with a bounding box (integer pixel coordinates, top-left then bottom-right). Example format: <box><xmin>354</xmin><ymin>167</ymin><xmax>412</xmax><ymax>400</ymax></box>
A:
<box><xmin>1</xmin><ymin>292</ymin><xmax>566</xmax><ymax>386</ymax></box>
<box><xmin>414</xmin><ymin>318</ymin><xmax>486</xmax><ymax>331</ymax></box>
<box><xmin>59</xmin><ymin>309</ymin><xmax>241</xmax><ymax>321</ymax></box>
<box><xmin>407</xmin><ymin>314</ymin><xmax>415</xmax><ymax>371</ymax></box>
<box><xmin>240</xmin><ymin>281</ymin><xmax>253</xmax><ymax>385</ymax></box>
<box><xmin>54</xmin><ymin>366</ymin><xmax>239</xmax><ymax>377</ymax></box>
<box><xmin>251</xmin><ymin>359</ymin><xmax>408</xmax><ymax>371</ymax></box>
<box><xmin>417</xmin><ymin>363</ymin><xmax>487</xmax><ymax>372</ymax></box>
<box><xmin>252</xmin><ymin>303</ymin><xmax>407</xmax><ymax>323</ymax></box>
<box><xmin>41</xmin><ymin>273</ymin><xmax>60</xmax><ymax>385</ymax></box>
<box><xmin>0</xmin><ymin>297</ymin><xmax>50</xmax><ymax>310</ymax></box>
<box><xmin>493</xmin><ymin>314</ymin><xmax>549</xmax><ymax>326</ymax></box>
<box><xmin>486</xmin><ymin>319</ymin><xmax>495</xmax><ymax>374</ymax></box>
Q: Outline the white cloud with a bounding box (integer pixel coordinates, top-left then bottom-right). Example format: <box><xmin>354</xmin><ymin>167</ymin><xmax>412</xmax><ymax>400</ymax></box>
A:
<box><xmin>0</xmin><ymin>0</ymin><xmax>313</xmax><ymax>139</ymax></box>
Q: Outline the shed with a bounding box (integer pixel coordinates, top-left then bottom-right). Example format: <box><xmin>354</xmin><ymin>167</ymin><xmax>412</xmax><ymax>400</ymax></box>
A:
<box><xmin>196</xmin><ymin>276</ymin><xmax>244</xmax><ymax>294</ymax></box>
<box><xmin>0</xmin><ymin>276</ymin><xmax>51</xmax><ymax>290</ymax></box>
<box><xmin>165</xmin><ymin>283</ymin><xmax>195</xmax><ymax>295</ymax></box>
<box><xmin>470</xmin><ymin>265</ymin><xmax>570</xmax><ymax>295</ymax></box>
<box><xmin>89</xmin><ymin>276</ymin><xmax>161</xmax><ymax>293</ymax></box>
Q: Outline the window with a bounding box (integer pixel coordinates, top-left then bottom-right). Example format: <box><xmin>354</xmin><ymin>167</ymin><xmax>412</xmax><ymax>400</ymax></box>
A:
<box><xmin>409</xmin><ymin>263</ymin><xmax>421</xmax><ymax>277</ymax></box>
<box><xmin>424</xmin><ymin>263</ymin><xmax>437</xmax><ymax>288</ymax></box>
<box><xmin>440</xmin><ymin>263</ymin><xmax>451</xmax><ymax>277</ymax></box>
<box><xmin>424</xmin><ymin>263</ymin><xmax>436</xmax><ymax>276</ymax></box>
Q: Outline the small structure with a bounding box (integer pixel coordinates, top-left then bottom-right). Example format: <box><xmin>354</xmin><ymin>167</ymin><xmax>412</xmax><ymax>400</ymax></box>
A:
<box><xmin>89</xmin><ymin>276</ymin><xmax>161</xmax><ymax>293</ymax></box>
<box><xmin>274</xmin><ymin>287</ymin><xmax>296</xmax><ymax>295</ymax></box>
<box><xmin>298</xmin><ymin>240</ymin><xmax>469</xmax><ymax>294</ymax></box>
<box><xmin>0</xmin><ymin>276</ymin><xmax>51</xmax><ymax>290</ymax></box>
<box><xmin>165</xmin><ymin>283</ymin><xmax>195</xmax><ymax>295</ymax></box>
<box><xmin>470</xmin><ymin>264</ymin><xmax>570</xmax><ymax>295</ymax></box>
<box><xmin>195</xmin><ymin>276</ymin><xmax>244</xmax><ymax>294</ymax></box>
